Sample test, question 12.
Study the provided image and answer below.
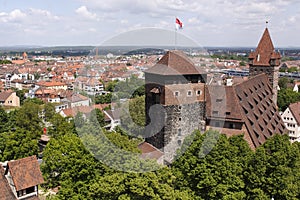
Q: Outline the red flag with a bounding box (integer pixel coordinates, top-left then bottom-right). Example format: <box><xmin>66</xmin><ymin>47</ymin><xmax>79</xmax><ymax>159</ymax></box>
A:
<box><xmin>175</xmin><ymin>18</ymin><xmax>183</xmax><ymax>30</ymax></box>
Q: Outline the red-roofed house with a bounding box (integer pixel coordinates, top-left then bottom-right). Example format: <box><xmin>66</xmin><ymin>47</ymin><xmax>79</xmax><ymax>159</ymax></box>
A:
<box><xmin>0</xmin><ymin>90</ymin><xmax>20</xmax><ymax>107</ymax></box>
<box><xmin>3</xmin><ymin>156</ymin><xmax>44</xmax><ymax>200</ymax></box>
<box><xmin>59</xmin><ymin>106</ymin><xmax>93</xmax><ymax>118</ymax></box>
<box><xmin>36</xmin><ymin>81</ymin><xmax>68</xmax><ymax>90</ymax></box>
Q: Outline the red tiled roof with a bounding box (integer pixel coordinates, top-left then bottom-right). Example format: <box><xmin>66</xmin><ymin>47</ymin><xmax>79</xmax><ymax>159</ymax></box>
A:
<box><xmin>93</xmin><ymin>103</ymin><xmax>115</xmax><ymax>111</ymax></box>
<box><xmin>289</xmin><ymin>102</ymin><xmax>300</xmax><ymax>125</ymax></box>
<box><xmin>61</xmin><ymin>106</ymin><xmax>93</xmax><ymax>117</ymax></box>
<box><xmin>7</xmin><ymin>156</ymin><xmax>44</xmax><ymax>192</ymax></box>
<box><xmin>234</xmin><ymin>74</ymin><xmax>287</xmax><ymax>147</ymax></box>
<box><xmin>67</xmin><ymin>93</ymin><xmax>89</xmax><ymax>103</ymax></box>
<box><xmin>206</xmin><ymin>86</ymin><xmax>243</xmax><ymax>122</ymax></box>
<box><xmin>145</xmin><ymin>50</ymin><xmax>205</xmax><ymax>75</ymax></box>
<box><xmin>0</xmin><ymin>90</ymin><xmax>14</xmax><ymax>101</ymax></box>
<box><xmin>0</xmin><ymin>165</ymin><xmax>17</xmax><ymax>200</ymax></box>
<box><xmin>36</xmin><ymin>81</ymin><xmax>67</xmax><ymax>87</ymax></box>
<box><xmin>206</xmin><ymin>74</ymin><xmax>287</xmax><ymax>148</ymax></box>
<box><xmin>249</xmin><ymin>28</ymin><xmax>281</xmax><ymax>66</ymax></box>
<box><xmin>138</xmin><ymin>142</ymin><xmax>164</xmax><ymax>160</ymax></box>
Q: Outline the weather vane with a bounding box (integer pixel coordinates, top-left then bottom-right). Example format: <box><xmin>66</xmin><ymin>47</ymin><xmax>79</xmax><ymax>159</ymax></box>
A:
<box><xmin>266</xmin><ymin>20</ymin><xmax>269</xmax><ymax>28</ymax></box>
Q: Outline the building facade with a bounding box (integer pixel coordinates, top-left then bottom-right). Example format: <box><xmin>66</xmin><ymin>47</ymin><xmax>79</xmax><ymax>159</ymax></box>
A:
<box><xmin>0</xmin><ymin>90</ymin><xmax>20</xmax><ymax>107</ymax></box>
<box><xmin>281</xmin><ymin>102</ymin><xmax>300</xmax><ymax>142</ymax></box>
<box><xmin>144</xmin><ymin>51</ymin><xmax>207</xmax><ymax>162</ymax></box>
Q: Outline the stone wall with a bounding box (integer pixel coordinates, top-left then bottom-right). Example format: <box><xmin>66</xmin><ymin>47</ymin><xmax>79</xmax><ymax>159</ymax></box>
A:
<box><xmin>163</xmin><ymin>102</ymin><xmax>206</xmax><ymax>162</ymax></box>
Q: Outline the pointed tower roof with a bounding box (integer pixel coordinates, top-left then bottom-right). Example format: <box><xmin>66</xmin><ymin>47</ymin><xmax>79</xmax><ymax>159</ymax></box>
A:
<box><xmin>145</xmin><ymin>50</ymin><xmax>204</xmax><ymax>75</ymax></box>
<box><xmin>249</xmin><ymin>28</ymin><xmax>281</xmax><ymax>66</ymax></box>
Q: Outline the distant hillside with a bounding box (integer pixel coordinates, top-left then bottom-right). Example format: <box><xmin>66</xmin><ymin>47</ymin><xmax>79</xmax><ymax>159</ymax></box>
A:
<box><xmin>0</xmin><ymin>46</ymin><xmax>299</xmax><ymax>59</ymax></box>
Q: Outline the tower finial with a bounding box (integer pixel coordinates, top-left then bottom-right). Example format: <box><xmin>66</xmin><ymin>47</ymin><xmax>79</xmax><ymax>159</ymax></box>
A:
<box><xmin>266</xmin><ymin>20</ymin><xmax>269</xmax><ymax>28</ymax></box>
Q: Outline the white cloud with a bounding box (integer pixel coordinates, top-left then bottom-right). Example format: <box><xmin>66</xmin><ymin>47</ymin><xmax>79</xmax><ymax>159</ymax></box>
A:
<box><xmin>0</xmin><ymin>0</ymin><xmax>300</xmax><ymax>46</ymax></box>
<box><xmin>121</xmin><ymin>19</ymin><xmax>128</xmax><ymax>24</ymax></box>
<box><xmin>188</xmin><ymin>17</ymin><xmax>200</xmax><ymax>25</ymax></box>
<box><xmin>0</xmin><ymin>8</ymin><xmax>60</xmax><ymax>24</ymax></box>
<box><xmin>0</xmin><ymin>9</ymin><xmax>26</xmax><ymax>23</ymax></box>
<box><xmin>75</xmin><ymin>6</ymin><xmax>98</xmax><ymax>20</ymax></box>
<box><xmin>28</xmin><ymin>8</ymin><xmax>60</xmax><ymax>20</ymax></box>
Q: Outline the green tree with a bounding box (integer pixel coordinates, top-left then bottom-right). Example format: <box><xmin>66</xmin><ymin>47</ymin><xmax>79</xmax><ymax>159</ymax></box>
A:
<box><xmin>48</xmin><ymin>113</ymin><xmax>76</xmax><ymax>137</ymax></box>
<box><xmin>277</xmin><ymin>88</ymin><xmax>300</xmax><ymax>111</ymax></box>
<box><xmin>74</xmin><ymin>112</ymin><xmax>85</xmax><ymax>128</ymax></box>
<box><xmin>287</xmin><ymin>66</ymin><xmax>298</xmax><ymax>73</ymax></box>
<box><xmin>15</xmin><ymin>101</ymin><xmax>42</xmax><ymax>136</ymax></box>
<box><xmin>44</xmin><ymin>103</ymin><xmax>56</xmax><ymax>122</ymax></box>
<box><xmin>105</xmin><ymin>80</ymin><xmax>118</xmax><ymax>92</ymax></box>
<box><xmin>23</xmin><ymin>97</ymin><xmax>44</xmax><ymax>105</ymax></box>
<box><xmin>41</xmin><ymin>132</ymin><xmax>103</xmax><ymax>190</ymax></box>
<box><xmin>0</xmin><ymin>60</ymin><xmax>12</xmax><ymax>64</ymax></box>
<box><xmin>95</xmin><ymin>108</ymin><xmax>106</xmax><ymax>127</ymax></box>
<box><xmin>239</xmin><ymin>61</ymin><xmax>246</xmax><ymax>66</ymax></box>
<box><xmin>120</xmin><ymin>96</ymin><xmax>145</xmax><ymax>137</ymax></box>
<box><xmin>95</xmin><ymin>93</ymin><xmax>112</xmax><ymax>104</ymax></box>
<box><xmin>88</xmin><ymin>168</ymin><xmax>193</xmax><ymax>200</ymax></box>
<box><xmin>278</xmin><ymin>77</ymin><xmax>289</xmax><ymax>89</ymax></box>
<box><xmin>0</xmin><ymin>128</ymin><xmax>39</xmax><ymax>162</ymax></box>
<box><xmin>172</xmin><ymin>130</ymin><xmax>252</xmax><ymax>200</ymax></box>
<box><xmin>244</xmin><ymin>134</ymin><xmax>300</xmax><ymax>199</ymax></box>
<box><xmin>0</xmin><ymin>106</ymin><xmax>8</xmax><ymax>132</ymax></box>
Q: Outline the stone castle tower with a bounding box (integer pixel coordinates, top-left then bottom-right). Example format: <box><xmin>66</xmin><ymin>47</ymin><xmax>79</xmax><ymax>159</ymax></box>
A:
<box><xmin>248</xmin><ymin>28</ymin><xmax>281</xmax><ymax>105</ymax></box>
<box><xmin>144</xmin><ymin>51</ymin><xmax>206</xmax><ymax>162</ymax></box>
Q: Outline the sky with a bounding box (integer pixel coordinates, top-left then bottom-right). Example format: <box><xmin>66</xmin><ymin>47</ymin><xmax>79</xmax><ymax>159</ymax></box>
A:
<box><xmin>0</xmin><ymin>0</ymin><xmax>300</xmax><ymax>47</ymax></box>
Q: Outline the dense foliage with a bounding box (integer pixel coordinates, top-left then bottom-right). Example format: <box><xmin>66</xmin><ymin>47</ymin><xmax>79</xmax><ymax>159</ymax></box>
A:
<box><xmin>211</xmin><ymin>54</ymin><xmax>248</xmax><ymax>61</ymax></box>
<box><xmin>0</xmin><ymin>60</ymin><xmax>12</xmax><ymax>64</ymax></box>
<box><xmin>0</xmin><ymin>101</ymin><xmax>43</xmax><ymax>161</ymax></box>
<box><xmin>39</xmin><ymin>126</ymin><xmax>300</xmax><ymax>200</ymax></box>
<box><xmin>120</xmin><ymin>95</ymin><xmax>145</xmax><ymax>137</ymax></box>
<box><xmin>277</xmin><ymin>88</ymin><xmax>300</xmax><ymax>111</ymax></box>
<box><xmin>95</xmin><ymin>76</ymin><xmax>145</xmax><ymax>104</ymax></box>
<box><xmin>278</xmin><ymin>77</ymin><xmax>291</xmax><ymax>89</ymax></box>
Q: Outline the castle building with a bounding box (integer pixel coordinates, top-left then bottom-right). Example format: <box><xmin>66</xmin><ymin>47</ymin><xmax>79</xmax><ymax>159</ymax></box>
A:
<box><xmin>248</xmin><ymin>28</ymin><xmax>281</xmax><ymax>105</ymax></box>
<box><xmin>143</xmin><ymin>28</ymin><xmax>286</xmax><ymax>163</ymax></box>
<box><xmin>144</xmin><ymin>51</ymin><xmax>207</xmax><ymax>162</ymax></box>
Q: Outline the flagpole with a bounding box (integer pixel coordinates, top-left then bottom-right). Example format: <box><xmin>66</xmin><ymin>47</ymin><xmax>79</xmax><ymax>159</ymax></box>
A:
<box><xmin>175</xmin><ymin>28</ymin><xmax>177</xmax><ymax>50</ymax></box>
